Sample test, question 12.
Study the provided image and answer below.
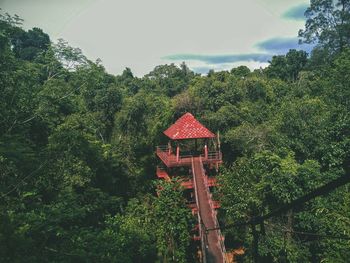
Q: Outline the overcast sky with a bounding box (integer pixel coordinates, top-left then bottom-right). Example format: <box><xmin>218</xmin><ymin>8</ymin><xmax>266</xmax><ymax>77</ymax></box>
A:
<box><xmin>1</xmin><ymin>0</ymin><xmax>312</xmax><ymax>76</ymax></box>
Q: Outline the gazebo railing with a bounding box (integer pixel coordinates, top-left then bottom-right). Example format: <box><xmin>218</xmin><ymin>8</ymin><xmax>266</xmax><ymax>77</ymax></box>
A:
<box><xmin>156</xmin><ymin>146</ymin><xmax>193</xmax><ymax>166</ymax></box>
<box><xmin>157</xmin><ymin>146</ymin><xmax>222</xmax><ymax>163</ymax></box>
<box><xmin>156</xmin><ymin>146</ymin><xmax>178</xmax><ymax>165</ymax></box>
<box><xmin>201</xmin><ymin>151</ymin><xmax>222</xmax><ymax>161</ymax></box>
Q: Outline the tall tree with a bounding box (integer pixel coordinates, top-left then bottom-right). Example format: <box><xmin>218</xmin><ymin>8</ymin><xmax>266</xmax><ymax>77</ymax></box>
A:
<box><xmin>299</xmin><ymin>0</ymin><xmax>350</xmax><ymax>52</ymax></box>
<box><xmin>154</xmin><ymin>180</ymin><xmax>194</xmax><ymax>263</ymax></box>
<box><xmin>265</xmin><ymin>49</ymin><xmax>308</xmax><ymax>81</ymax></box>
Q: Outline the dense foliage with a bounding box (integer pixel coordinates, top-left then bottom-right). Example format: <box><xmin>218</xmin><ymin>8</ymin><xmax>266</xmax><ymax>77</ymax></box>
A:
<box><xmin>1</xmin><ymin>1</ymin><xmax>349</xmax><ymax>262</ymax></box>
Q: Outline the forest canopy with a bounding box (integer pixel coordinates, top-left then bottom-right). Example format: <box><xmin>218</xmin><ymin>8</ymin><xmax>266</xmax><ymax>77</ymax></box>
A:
<box><xmin>0</xmin><ymin>1</ymin><xmax>350</xmax><ymax>262</ymax></box>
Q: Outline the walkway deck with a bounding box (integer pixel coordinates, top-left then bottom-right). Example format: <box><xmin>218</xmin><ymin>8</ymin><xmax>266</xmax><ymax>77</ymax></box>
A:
<box><xmin>192</xmin><ymin>157</ymin><xmax>224</xmax><ymax>263</ymax></box>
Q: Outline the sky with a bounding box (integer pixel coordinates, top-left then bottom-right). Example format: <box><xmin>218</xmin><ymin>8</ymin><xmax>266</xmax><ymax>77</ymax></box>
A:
<box><xmin>0</xmin><ymin>0</ymin><xmax>312</xmax><ymax>76</ymax></box>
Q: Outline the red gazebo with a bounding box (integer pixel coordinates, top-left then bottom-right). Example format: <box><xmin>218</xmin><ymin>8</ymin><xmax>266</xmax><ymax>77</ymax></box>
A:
<box><xmin>156</xmin><ymin>113</ymin><xmax>221</xmax><ymax>167</ymax></box>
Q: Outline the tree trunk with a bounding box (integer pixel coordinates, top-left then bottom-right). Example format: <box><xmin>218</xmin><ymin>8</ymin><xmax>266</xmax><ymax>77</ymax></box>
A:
<box><xmin>251</xmin><ymin>224</ymin><xmax>259</xmax><ymax>263</ymax></box>
<box><xmin>286</xmin><ymin>209</ymin><xmax>293</xmax><ymax>241</ymax></box>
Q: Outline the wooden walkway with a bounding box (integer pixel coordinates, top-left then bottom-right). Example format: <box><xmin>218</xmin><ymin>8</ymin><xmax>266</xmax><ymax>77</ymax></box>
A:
<box><xmin>192</xmin><ymin>157</ymin><xmax>224</xmax><ymax>263</ymax></box>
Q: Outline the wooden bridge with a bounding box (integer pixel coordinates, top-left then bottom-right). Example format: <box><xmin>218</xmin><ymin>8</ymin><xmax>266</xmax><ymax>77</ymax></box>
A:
<box><xmin>192</xmin><ymin>156</ymin><xmax>226</xmax><ymax>263</ymax></box>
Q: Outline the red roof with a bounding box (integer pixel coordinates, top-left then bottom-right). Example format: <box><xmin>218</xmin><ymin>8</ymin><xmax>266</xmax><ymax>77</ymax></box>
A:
<box><xmin>164</xmin><ymin>113</ymin><xmax>215</xmax><ymax>140</ymax></box>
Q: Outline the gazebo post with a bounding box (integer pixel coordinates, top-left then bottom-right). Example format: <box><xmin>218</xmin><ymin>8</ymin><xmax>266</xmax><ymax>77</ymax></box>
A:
<box><xmin>176</xmin><ymin>142</ymin><xmax>180</xmax><ymax>162</ymax></box>
<box><xmin>168</xmin><ymin>141</ymin><xmax>172</xmax><ymax>155</ymax></box>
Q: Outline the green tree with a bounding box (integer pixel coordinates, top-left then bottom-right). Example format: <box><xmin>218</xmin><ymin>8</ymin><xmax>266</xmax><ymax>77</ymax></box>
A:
<box><xmin>265</xmin><ymin>49</ymin><xmax>308</xmax><ymax>81</ymax></box>
<box><xmin>299</xmin><ymin>0</ymin><xmax>350</xmax><ymax>52</ymax></box>
<box><xmin>230</xmin><ymin>65</ymin><xmax>251</xmax><ymax>78</ymax></box>
<box><xmin>154</xmin><ymin>180</ymin><xmax>194</xmax><ymax>263</ymax></box>
<box><xmin>145</xmin><ymin>63</ymin><xmax>195</xmax><ymax>97</ymax></box>
<box><xmin>220</xmin><ymin>151</ymin><xmax>324</xmax><ymax>262</ymax></box>
<box><xmin>12</xmin><ymin>27</ymin><xmax>50</xmax><ymax>60</ymax></box>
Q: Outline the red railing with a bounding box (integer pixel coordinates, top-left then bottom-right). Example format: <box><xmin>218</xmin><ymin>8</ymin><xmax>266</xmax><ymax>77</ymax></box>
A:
<box><xmin>201</xmin><ymin>151</ymin><xmax>222</xmax><ymax>162</ymax></box>
<box><xmin>156</xmin><ymin>167</ymin><xmax>171</xmax><ymax>181</ymax></box>
<box><xmin>156</xmin><ymin>146</ymin><xmax>193</xmax><ymax>166</ymax></box>
<box><xmin>157</xmin><ymin>145</ymin><xmax>222</xmax><ymax>167</ymax></box>
<box><xmin>181</xmin><ymin>179</ymin><xmax>194</xmax><ymax>189</ymax></box>
<box><xmin>206</xmin><ymin>177</ymin><xmax>217</xmax><ymax>187</ymax></box>
<box><xmin>156</xmin><ymin>146</ymin><xmax>178</xmax><ymax>165</ymax></box>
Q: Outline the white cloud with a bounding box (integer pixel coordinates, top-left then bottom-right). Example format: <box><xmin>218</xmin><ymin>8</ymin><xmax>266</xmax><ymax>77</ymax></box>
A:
<box><xmin>1</xmin><ymin>0</ymin><xmax>309</xmax><ymax>76</ymax></box>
